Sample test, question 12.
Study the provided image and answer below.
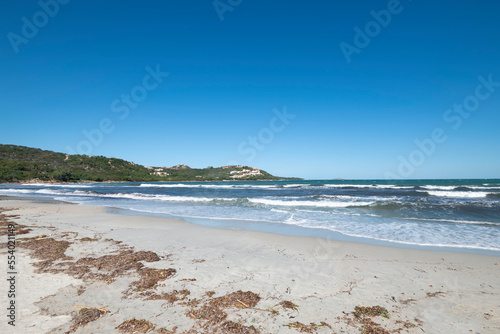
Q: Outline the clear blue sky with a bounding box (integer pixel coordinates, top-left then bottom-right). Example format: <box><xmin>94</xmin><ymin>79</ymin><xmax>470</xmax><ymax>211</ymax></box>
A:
<box><xmin>1</xmin><ymin>0</ymin><xmax>499</xmax><ymax>179</ymax></box>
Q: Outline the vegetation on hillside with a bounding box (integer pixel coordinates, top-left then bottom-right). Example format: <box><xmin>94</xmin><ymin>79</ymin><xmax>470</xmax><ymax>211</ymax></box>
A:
<box><xmin>0</xmin><ymin>144</ymin><xmax>291</xmax><ymax>183</ymax></box>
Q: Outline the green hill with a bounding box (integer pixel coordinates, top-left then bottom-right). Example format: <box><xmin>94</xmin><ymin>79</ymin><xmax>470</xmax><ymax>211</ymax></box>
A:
<box><xmin>0</xmin><ymin>144</ymin><xmax>293</xmax><ymax>183</ymax></box>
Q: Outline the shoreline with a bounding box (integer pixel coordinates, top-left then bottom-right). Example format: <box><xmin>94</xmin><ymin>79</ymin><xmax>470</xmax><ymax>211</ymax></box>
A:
<box><xmin>0</xmin><ymin>178</ymin><xmax>298</xmax><ymax>185</ymax></box>
<box><xmin>1</xmin><ymin>198</ymin><xmax>499</xmax><ymax>333</ymax></box>
<box><xmin>2</xmin><ymin>194</ymin><xmax>500</xmax><ymax>256</ymax></box>
<box><xmin>109</xmin><ymin>205</ymin><xmax>500</xmax><ymax>257</ymax></box>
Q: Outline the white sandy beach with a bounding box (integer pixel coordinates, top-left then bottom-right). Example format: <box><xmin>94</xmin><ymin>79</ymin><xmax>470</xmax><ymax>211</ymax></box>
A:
<box><xmin>0</xmin><ymin>198</ymin><xmax>499</xmax><ymax>334</ymax></box>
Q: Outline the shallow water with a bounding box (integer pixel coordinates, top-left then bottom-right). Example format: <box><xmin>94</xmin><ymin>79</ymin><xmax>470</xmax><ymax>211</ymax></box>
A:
<box><xmin>1</xmin><ymin>179</ymin><xmax>499</xmax><ymax>254</ymax></box>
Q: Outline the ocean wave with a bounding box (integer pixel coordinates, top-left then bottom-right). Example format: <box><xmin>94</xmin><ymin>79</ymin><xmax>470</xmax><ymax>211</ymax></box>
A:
<box><xmin>420</xmin><ymin>185</ymin><xmax>458</xmax><ymax>191</ymax></box>
<box><xmin>294</xmin><ymin>208</ymin><xmax>500</xmax><ymax>226</ymax></box>
<box><xmin>360</xmin><ymin>198</ymin><xmax>500</xmax><ymax>212</ymax></box>
<box><xmin>97</xmin><ymin>192</ymin><xmax>212</xmax><ymax>202</ymax></box>
<box><xmin>127</xmin><ymin>208</ymin><xmax>279</xmax><ymax>223</ymax></box>
<box><xmin>140</xmin><ymin>183</ymin><xmax>231</xmax><ymax>188</ymax></box>
<box><xmin>270</xmin><ymin>208</ymin><xmax>290</xmax><ymax>214</ymax></box>
<box><xmin>3</xmin><ymin>181</ymin><xmax>499</xmax><ymax>252</ymax></box>
<box><xmin>357</xmin><ymin>201</ymin><xmax>413</xmax><ymax>210</ymax></box>
<box><xmin>22</xmin><ymin>183</ymin><xmax>93</xmax><ymax>188</ymax></box>
<box><xmin>419</xmin><ymin>190</ymin><xmax>489</xmax><ymax>198</ymax></box>
<box><xmin>139</xmin><ymin>183</ymin><xmax>280</xmax><ymax>189</ymax></box>
<box><xmin>238</xmin><ymin>185</ymin><xmax>280</xmax><ymax>188</ymax></box>
<box><xmin>323</xmin><ymin>184</ymin><xmax>372</xmax><ymax>189</ymax></box>
<box><xmin>456</xmin><ymin>186</ymin><xmax>500</xmax><ymax>191</ymax></box>
<box><xmin>317</xmin><ymin>194</ymin><xmax>400</xmax><ymax>201</ymax></box>
<box><xmin>88</xmin><ymin>192</ymin><xmax>244</xmax><ymax>203</ymax></box>
<box><xmin>373</xmin><ymin>185</ymin><xmax>414</xmax><ymax>189</ymax></box>
<box><xmin>0</xmin><ymin>188</ymin><xmax>68</xmax><ymax>195</ymax></box>
<box><xmin>277</xmin><ymin>218</ymin><xmax>500</xmax><ymax>251</ymax></box>
<box><xmin>372</xmin><ymin>214</ymin><xmax>500</xmax><ymax>226</ymax></box>
<box><xmin>328</xmin><ymin>230</ymin><xmax>500</xmax><ymax>251</ymax></box>
<box><xmin>248</xmin><ymin>198</ymin><xmax>374</xmax><ymax>208</ymax></box>
<box><xmin>0</xmin><ymin>189</ymin><xmax>32</xmax><ymax>194</ymax></box>
<box><xmin>323</xmin><ymin>184</ymin><xmax>413</xmax><ymax>190</ymax></box>
<box><xmin>0</xmin><ymin>188</ymin><xmax>238</xmax><ymax>203</ymax></box>
<box><xmin>419</xmin><ymin>185</ymin><xmax>500</xmax><ymax>191</ymax></box>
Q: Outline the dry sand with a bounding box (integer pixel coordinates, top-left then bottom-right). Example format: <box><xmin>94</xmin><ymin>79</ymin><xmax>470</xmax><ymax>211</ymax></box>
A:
<box><xmin>0</xmin><ymin>198</ymin><xmax>498</xmax><ymax>334</ymax></box>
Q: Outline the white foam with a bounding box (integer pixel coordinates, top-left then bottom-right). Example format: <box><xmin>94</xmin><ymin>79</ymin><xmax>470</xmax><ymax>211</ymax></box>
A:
<box><xmin>128</xmin><ymin>208</ymin><xmax>278</xmax><ymax>223</ymax></box>
<box><xmin>338</xmin><ymin>211</ymin><xmax>500</xmax><ymax>226</ymax></box>
<box><xmin>374</xmin><ymin>185</ymin><xmax>413</xmax><ymax>189</ymax></box>
<box><xmin>329</xmin><ymin>230</ymin><xmax>500</xmax><ymax>251</ymax></box>
<box><xmin>140</xmin><ymin>183</ymin><xmax>214</xmax><ymax>188</ymax></box>
<box><xmin>139</xmin><ymin>183</ymin><xmax>278</xmax><ymax>189</ymax></box>
<box><xmin>0</xmin><ymin>188</ymin><xmax>237</xmax><ymax>203</ymax></box>
<box><xmin>22</xmin><ymin>183</ymin><xmax>92</xmax><ymax>188</ymax></box>
<box><xmin>421</xmin><ymin>190</ymin><xmax>489</xmax><ymax>198</ymax></box>
<box><xmin>270</xmin><ymin>208</ymin><xmax>290</xmax><ymax>214</ymax></box>
<box><xmin>323</xmin><ymin>184</ymin><xmax>412</xmax><ymax>189</ymax></box>
<box><xmin>295</xmin><ymin>209</ymin><xmax>500</xmax><ymax>226</ymax></box>
<box><xmin>0</xmin><ymin>188</ymin><xmax>64</xmax><ymax>195</ymax></box>
<box><xmin>277</xmin><ymin>217</ymin><xmax>500</xmax><ymax>251</ymax></box>
<box><xmin>0</xmin><ymin>189</ymin><xmax>33</xmax><ymax>194</ymax></box>
<box><xmin>249</xmin><ymin>198</ymin><xmax>374</xmax><ymax>208</ymax></box>
<box><xmin>465</xmin><ymin>186</ymin><xmax>500</xmax><ymax>190</ymax></box>
<box><xmin>420</xmin><ymin>185</ymin><xmax>458</xmax><ymax>191</ymax></box>
<box><xmin>323</xmin><ymin>184</ymin><xmax>370</xmax><ymax>188</ymax></box>
<box><xmin>318</xmin><ymin>195</ymin><xmax>399</xmax><ymax>201</ymax></box>
<box><xmin>238</xmin><ymin>185</ymin><xmax>279</xmax><ymax>188</ymax></box>
<box><xmin>95</xmin><ymin>192</ymin><xmax>224</xmax><ymax>203</ymax></box>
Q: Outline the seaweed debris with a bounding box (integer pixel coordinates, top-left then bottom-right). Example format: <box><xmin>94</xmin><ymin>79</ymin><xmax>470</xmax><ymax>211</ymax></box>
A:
<box><xmin>426</xmin><ymin>291</ymin><xmax>445</xmax><ymax>298</ymax></box>
<box><xmin>70</xmin><ymin>307</ymin><xmax>107</xmax><ymax>332</ymax></box>
<box><xmin>349</xmin><ymin>305</ymin><xmax>391</xmax><ymax>334</ymax></box>
<box><xmin>141</xmin><ymin>289</ymin><xmax>190</xmax><ymax>303</ymax></box>
<box><xmin>131</xmin><ymin>267</ymin><xmax>177</xmax><ymax>291</ymax></box>
<box><xmin>219</xmin><ymin>320</ymin><xmax>260</xmax><ymax>334</ymax></box>
<box><xmin>279</xmin><ymin>300</ymin><xmax>298</xmax><ymax>310</ymax></box>
<box><xmin>210</xmin><ymin>290</ymin><xmax>261</xmax><ymax>309</ymax></box>
<box><xmin>185</xmin><ymin>290</ymin><xmax>261</xmax><ymax>332</ymax></box>
<box><xmin>117</xmin><ymin>318</ymin><xmax>156</xmax><ymax>333</ymax></box>
<box><xmin>283</xmin><ymin>321</ymin><xmax>331</xmax><ymax>333</ymax></box>
<box><xmin>22</xmin><ymin>237</ymin><xmax>72</xmax><ymax>265</ymax></box>
<box><xmin>353</xmin><ymin>306</ymin><xmax>389</xmax><ymax>319</ymax></box>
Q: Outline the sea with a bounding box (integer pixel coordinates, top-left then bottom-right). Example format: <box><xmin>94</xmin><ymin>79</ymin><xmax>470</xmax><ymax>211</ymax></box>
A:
<box><xmin>1</xmin><ymin>179</ymin><xmax>499</xmax><ymax>255</ymax></box>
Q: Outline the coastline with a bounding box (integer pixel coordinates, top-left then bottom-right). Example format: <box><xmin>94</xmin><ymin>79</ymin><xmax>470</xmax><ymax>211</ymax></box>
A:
<box><xmin>1</xmin><ymin>198</ymin><xmax>499</xmax><ymax>333</ymax></box>
<box><xmin>0</xmin><ymin>178</ymin><xmax>298</xmax><ymax>185</ymax></box>
<box><xmin>108</xmin><ymin>205</ymin><xmax>500</xmax><ymax>257</ymax></box>
<box><xmin>1</xmin><ymin>177</ymin><xmax>497</xmax><ymax>185</ymax></box>
<box><xmin>3</xmin><ymin>191</ymin><xmax>499</xmax><ymax>257</ymax></box>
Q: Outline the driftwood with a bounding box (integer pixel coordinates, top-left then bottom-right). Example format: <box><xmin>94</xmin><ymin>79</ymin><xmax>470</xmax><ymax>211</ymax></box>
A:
<box><xmin>236</xmin><ymin>299</ymin><xmax>249</xmax><ymax>308</ymax></box>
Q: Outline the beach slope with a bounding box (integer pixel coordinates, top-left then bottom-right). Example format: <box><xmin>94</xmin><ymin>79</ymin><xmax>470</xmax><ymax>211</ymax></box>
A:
<box><xmin>0</xmin><ymin>199</ymin><xmax>498</xmax><ymax>333</ymax></box>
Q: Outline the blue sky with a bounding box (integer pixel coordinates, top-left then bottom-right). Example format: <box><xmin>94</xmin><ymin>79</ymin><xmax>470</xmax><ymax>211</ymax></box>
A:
<box><xmin>1</xmin><ymin>0</ymin><xmax>499</xmax><ymax>179</ymax></box>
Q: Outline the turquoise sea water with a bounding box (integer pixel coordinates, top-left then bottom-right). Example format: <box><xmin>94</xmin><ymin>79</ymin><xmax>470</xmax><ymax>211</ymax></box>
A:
<box><xmin>1</xmin><ymin>179</ymin><xmax>499</xmax><ymax>254</ymax></box>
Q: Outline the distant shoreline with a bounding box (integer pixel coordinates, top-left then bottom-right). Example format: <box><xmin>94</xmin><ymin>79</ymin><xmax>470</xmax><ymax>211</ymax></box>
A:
<box><xmin>0</xmin><ymin>144</ymin><xmax>299</xmax><ymax>183</ymax></box>
<box><xmin>3</xmin><ymin>177</ymin><xmax>499</xmax><ymax>185</ymax></box>
<box><xmin>0</xmin><ymin>178</ymin><xmax>302</xmax><ymax>185</ymax></box>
